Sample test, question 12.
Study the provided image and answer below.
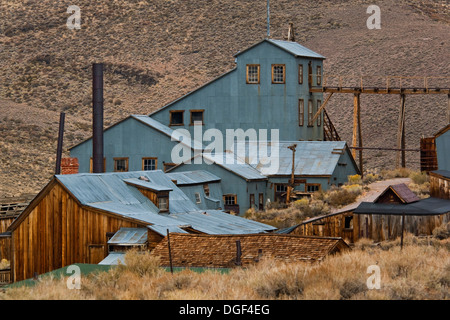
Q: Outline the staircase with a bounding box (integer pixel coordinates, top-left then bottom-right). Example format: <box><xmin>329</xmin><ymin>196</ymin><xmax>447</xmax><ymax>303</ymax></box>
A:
<box><xmin>323</xmin><ymin>109</ymin><xmax>341</xmax><ymax>141</ymax></box>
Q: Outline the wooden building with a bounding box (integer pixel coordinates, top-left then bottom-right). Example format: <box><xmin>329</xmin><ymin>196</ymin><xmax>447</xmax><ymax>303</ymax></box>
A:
<box><xmin>429</xmin><ymin>170</ymin><xmax>450</xmax><ymax>200</ymax></box>
<box><xmin>292</xmin><ymin>183</ymin><xmax>450</xmax><ymax>243</ymax></box>
<box><xmin>3</xmin><ymin>170</ymin><xmax>275</xmax><ymax>283</ymax></box>
<box><xmin>150</xmin><ymin>233</ymin><xmax>350</xmax><ymax>268</ymax></box>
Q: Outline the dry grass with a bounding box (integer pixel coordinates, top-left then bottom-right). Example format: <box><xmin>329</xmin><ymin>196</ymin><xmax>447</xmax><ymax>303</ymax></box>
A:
<box><xmin>1</xmin><ymin>239</ymin><xmax>448</xmax><ymax>300</ymax></box>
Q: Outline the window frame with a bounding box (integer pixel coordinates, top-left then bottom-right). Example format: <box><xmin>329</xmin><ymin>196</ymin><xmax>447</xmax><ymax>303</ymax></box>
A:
<box><xmin>223</xmin><ymin>194</ymin><xmax>237</xmax><ymax>206</ymax></box>
<box><xmin>158</xmin><ymin>196</ymin><xmax>169</xmax><ymax>212</ymax></box>
<box><xmin>203</xmin><ymin>184</ymin><xmax>210</xmax><ymax>197</ymax></box>
<box><xmin>298</xmin><ymin>99</ymin><xmax>304</xmax><ymax>127</ymax></box>
<box><xmin>271</xmin><ymin>64</ymin><xmax>286</xmax><ymax>84</ymax></box>
<box><xmin>113</xmin><ymin>157</ymin><xmax>129</xmax><ymax>172</ymax></box>
<box><xmin>316</xmin><ymin>99</ymin><xmax>322</xmax><ymax>127</ymax></box>
<box><xmin>246</xmin><ymin>64</ymin><xmax>260</xmax><ymax>84</ymax></box>
<box><xmin>298</xmin><ymin>64</ymin><xmax>304</xmax><ymax>84</ymax></box>
<box><xmin>307</xmin><ymin>99</ymin><xmax>314</xmax><ymax>127</ymax></box>
<box><xmin>142</xmin><ymin>157</ymin><xmax>157</xmax><ymax>171</ymax></box>
<box><xmin>317</xmin><ymin>65</ymin><xmax>322</xmax><ymax>85</ymax></box>
<box><xmin>306</xmin><ymin>183</ymin><xmax>321</xmax><ymax>193</ymax></box>
<box><xmin>169</xmin><ymin>110</ymin><xmax>184</xmax><ymax>126</ymax></box>
<box><xmin>189</xmin><ymin>109</ymin><xmax>204</xmax><ymax>125</ymax></box>
<box><xmin>194</xmin><ymin>192</ymin><xmax>202</xmax><ymax>204</ymax></box>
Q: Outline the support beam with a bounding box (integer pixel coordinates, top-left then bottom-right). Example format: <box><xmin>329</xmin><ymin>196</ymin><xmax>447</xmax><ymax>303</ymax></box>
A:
<box><xmin>396</xmin><ymin>94</ymin><xmax>406</xmax><ymax>168</ymax></box>
<box><xmin>310</xmin><ymin>92</ymin><xmax>333</xmax><ymax>125</ymax></box>
<box><xmin>352</xmin><ymin>93</ymin><xmax>363</xmax><ymax>175</ymax></box>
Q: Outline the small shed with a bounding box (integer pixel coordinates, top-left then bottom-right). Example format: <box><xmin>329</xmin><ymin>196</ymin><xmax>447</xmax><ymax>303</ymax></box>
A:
<box><xmin>429</xmin><ymin>170</ymin><xmax>450</xmax><ymax>200</ymax></box>
<box><xmin>150</xmin><ymin>233</ymin><xmax>350</xmax><ymax>268</ymax></box>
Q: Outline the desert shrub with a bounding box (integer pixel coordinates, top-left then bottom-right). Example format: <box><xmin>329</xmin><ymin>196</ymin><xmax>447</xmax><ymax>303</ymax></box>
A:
<box><xmin>326</xmin><ymin>186</ymin><xmax>362</xmax><ymax>208</ymax></box>
<box><xmin>380</xmin><ymin>167</ymin><xmax>412</xmax><ymax>179</ymax></box>
<box><xmin>348</xmin><ymin>174</ymin><xmax>362</xmax><ymax>185</ymax></box>
<box><xmin>118</xmin><ymin>249</ymin><xmax>161</xmax><ymax>277</ymax></box>
<box><xmin>433</xmin><ymin>222</ymin><xmax>450</xmax><ymax>240</ymax></box>
<box><xmin>362</xmin><ymin>173</ymin><xmax>381</xmax><ymax>184</ymax></box>
<box><xmin>409</xmin><ymin>171</ymin><xmax>429</xmax><ymax>185</ymax></box>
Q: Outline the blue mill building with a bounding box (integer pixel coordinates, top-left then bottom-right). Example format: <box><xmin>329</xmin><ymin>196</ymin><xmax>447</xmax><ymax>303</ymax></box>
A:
<box><xmin>70</xmin><ymin>38</ymin><xmax>360</xmax><ymax>215</ymax></box>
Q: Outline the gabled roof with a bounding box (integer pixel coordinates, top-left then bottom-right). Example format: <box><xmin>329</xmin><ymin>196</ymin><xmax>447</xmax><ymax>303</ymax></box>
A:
<box><xmin>374</xmin><ymin>183</ymin><xmax>420</xmax><ymax>204</ymax></box>
<box><xmin>150</xmin><ymin>233</ymin><xmax>349</xmax><ymax>268</ymax></box>
<box><xmin>234</xmin><ymin>38</ymin><xmax>326</xmax><ymax>60</ymax></box>
<box><xmin>235</xmin><ymin>141</ymin><xmax>355</xmax><ymax>176</ymax></box>
<box><xmin>9</xmin><ymin>170</ymin><xmax>275</xmax><ymax>235</ymax></box>
<box><xmin>69</xmin><ymin>114</ymin><xmax>204</xmax><ymax>151</ymax></box>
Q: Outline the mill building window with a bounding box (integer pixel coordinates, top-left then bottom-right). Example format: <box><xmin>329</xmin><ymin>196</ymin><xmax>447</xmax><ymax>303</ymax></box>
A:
<box><xmin>114</xmin><ymin>158</ymin><xmax>128</xmax><ymax>172</ymax></box>
<box><xmin>142</xmin><ymin>157</ymin><xmax>157</xmax><ymax>171</ymax></box>
<box><xmin>190</xmin><ymin>110</ymin><xmax>204</xmax><ymax>125</ymax></box>
<box><xmin>170</xmin><ymin>110</ymin><xmax>184</xmax><ymax>126</ymax></box>
<box><xmin>298</xmin><ymin>99</ymin><xmax>304</xmax><ymax>126</ymax></box>
<box><xmin>246</xmin><ymin>64</ymin><xmax>260</xmax><ymax>84</ymax></box>
<box><xmin>272</xmin><ymin>64</ymin><xmax>285</xmax><ymax>84</ymax></box>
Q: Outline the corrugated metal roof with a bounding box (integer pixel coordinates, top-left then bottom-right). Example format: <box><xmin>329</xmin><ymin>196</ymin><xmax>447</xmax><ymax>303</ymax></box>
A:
<box><xmin>170</xmin><ymin>210</ymin><xmax>277</xmax><ymax>234</ymax></box>
<box><xmin>132</xmin><ymin>115</ymin><xmax>204</xmax><ymax>150</ymax></box>
<box><xmin>56</xmin><ymin>170</ymin><xmax>275</xmax><ymax>234</ymax></box>
<box><xmin>108</xmin><ymin>228</ymin><xmax>148</xmax><ymax>245</ymax></box>
<box><xmin>123</xmin><ymin>178</ymin><xmax>173</xmax><ymax>192</ymax></box>
<box><xmin>147</xmin><ymin>225</ymin><xmax>189</xmax><ymax>236</ymax></box>
<box><xmin>166</xmin><ymin>170</ymin><xmax>221</xmax><ymax>185</ymax></box>
<box><xmin>98</xmin><ymin>253</ymin><xmax>126</xmax><ymax>265</ymax></box>
<box><xmin>234</xmin><ymin>39</ymin><xmax>325</xmax><ymax>60</ymax></box>
<box><xmin>233</xmin><ymin>141</ymin><xmax>348</xmax><ymax>176</ymax></box>
<box><xmin>201</xmin><ymin>152</ymin><xmax>268</xmax><ymax>181</ymax></box>
<box><xmin>267</xmin><ymin>39</ymin><xmax>326</xmax><ymax>59</ymax></box>
<box><xmin>354</xmin><ymin>197</ymin><xmax>450</xmax><ymax>216</ymax></box>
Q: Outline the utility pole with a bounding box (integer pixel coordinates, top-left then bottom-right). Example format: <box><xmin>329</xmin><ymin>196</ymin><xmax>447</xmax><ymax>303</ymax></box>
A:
<box><xmin>286</xmin><ymin>144</ymin><xmax>297</xmax><ymax>205</ymax></box>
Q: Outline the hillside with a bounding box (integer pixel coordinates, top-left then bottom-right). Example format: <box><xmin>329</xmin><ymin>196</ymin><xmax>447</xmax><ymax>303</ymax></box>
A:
<box><xmin>0</xmin><ymin>0</ymin><xmax>449</xmax><ymax>197</ymax></box>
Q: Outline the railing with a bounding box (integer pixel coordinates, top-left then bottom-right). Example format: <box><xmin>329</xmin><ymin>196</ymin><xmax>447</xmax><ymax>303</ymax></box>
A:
<box><xmin>316</xmin><ymin>75</ymin><xmax>450</xmax><ymax>92</ymax></box>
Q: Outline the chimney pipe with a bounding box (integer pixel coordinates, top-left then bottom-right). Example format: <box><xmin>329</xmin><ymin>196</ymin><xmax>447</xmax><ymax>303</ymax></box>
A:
<box><xmin>55</xmin><ymin>112</ymin><xmax>65</xmax><ymax>175</ymax></box>
<box><xmin>92</xmin><ymin>63</ymin><xmax>104</xmax><ymax>173</ymax></box>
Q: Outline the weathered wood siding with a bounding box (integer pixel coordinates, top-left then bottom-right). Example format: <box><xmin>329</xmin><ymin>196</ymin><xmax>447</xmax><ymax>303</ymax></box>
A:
<box><xmin>430</xmin><ymin>175</ymin><xmax>450</xmax><ymax>200</ymax></box>
<box><xmin>11</xmin><ymin>182</ymin><xmax>150</xmax><ymax>282</ymax></box>
<box><xmin>294</xmin><ymin>212</ymin><xmax>356</xmax><ymax>243</ymax></box>
<box><xmin>355</xmin><ymin>213</ymin><xmax>450</xmax><ymax>242</ymax></box>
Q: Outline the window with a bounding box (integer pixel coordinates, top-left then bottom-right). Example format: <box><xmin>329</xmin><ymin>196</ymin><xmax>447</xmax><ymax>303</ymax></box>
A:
<box><xmin>298</xmin><ymin>64</ymin><xmax>303</xmax><ymax>84</ymax></box>
<box><xmin>195</xmin><ymin>192</ymin><xmax>202</xmax><ymax>204</ymax></box>
<box><xmin>306</xmin><ymin>184</ymin><xmax>321</xmax><ymax>193</ymax></box>
<box><xmin>142</xmin><ymin>157</ymin><xmax>157</xmax><ymax>171</ymax></box>
<box><xmin>190</xmin><ymin>110</ymin><xmax>204</xmax><ymax>125</ymax></box>
<box><xmin>308</xmin><ymin>99</ymin><xmax>313</xmax><ymax>126</ymax></box>
<box><xmin>250</xmin><ymin>194</ymin><xmax>255</xmax><ymax>208</ymax></box>
<box><xmin>272</xmin><ymin>64</ymin><xmax>285</xmax><ymax>84</ymax></box>
<box><xmin>203</xmin><ymin>184</ymin><xmax>210</xmax><ymax>197</ymax></box>
<box><xmin>344</xmin><ymin>216</ymin><xmax>353</xmax><ymax>229</ymax></box>
<box><xmin>158</xmin><ymin>197</ymin><xmax>168</xmax><ymax>212</ymax></box>
<box><xmin>169</xmin><ymin>110</ymin><xmax>184</xmax><ymax>126</ymax></box>
<box><xmin>298</xmin><ymin>99</ymin><xmax>304</xmax><ymax>126</ymax></box>
<box><xmin>276</xmin><ymin>184</ymin><xmax>288</xmax><ymax>193</ymax></box>
<box><xmin>317</xmin><ymin>66</ymin><xmax>322</xmax><ymax>85</ymax></box>
<box><xmin>246</xmin><ymin>64</ymin><xmax>260</xmax><ymax>84</ymax></box>
<box><xmin>316</xmin><ymin>100</ymin><xmax>322</xmax><ymax>126</ymax></box>
<box><xmin>224</xmin><ymin>194</ymin><xmax>237</xmax><ymax>205</ymax></box>
<box><xmin>114</xmin><ymin>158</ymin><xmax>128</xmax><ymax>172</ymax></box>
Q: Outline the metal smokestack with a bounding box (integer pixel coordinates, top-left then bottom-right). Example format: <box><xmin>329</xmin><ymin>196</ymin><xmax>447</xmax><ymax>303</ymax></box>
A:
<box><xmin>92</xmin><ymin>63</ymin><xmax>104</xmax><ymax>173</ymax></box>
